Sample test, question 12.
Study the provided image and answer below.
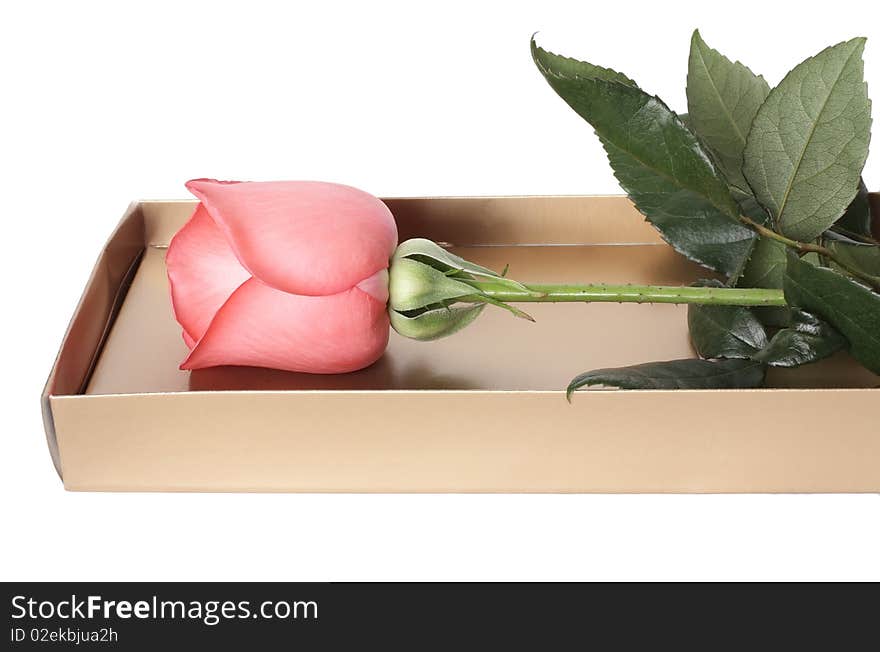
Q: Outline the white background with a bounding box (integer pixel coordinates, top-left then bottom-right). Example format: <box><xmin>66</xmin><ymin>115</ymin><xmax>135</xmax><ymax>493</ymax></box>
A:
<box><xmin>2</xmin><ymin>0</ymin><xmax>879</xmax><ymax>581</ymax></box>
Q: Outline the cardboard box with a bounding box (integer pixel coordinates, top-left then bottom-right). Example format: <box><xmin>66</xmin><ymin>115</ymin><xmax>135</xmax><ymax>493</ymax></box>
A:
<box><xmin>42</xmin><ymin>195</ymin><xmax>880</xmax><ymax>492</ymax></box>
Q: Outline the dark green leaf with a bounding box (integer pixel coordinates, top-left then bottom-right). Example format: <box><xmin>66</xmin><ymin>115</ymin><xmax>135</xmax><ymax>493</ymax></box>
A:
<box><xmin>527</xmin><ymin>41</ymin><xmax>637</xmax><ymax>87</ymax></box>
<box><xmin>688</xmin><ymin>280</ymin><xmax>768</xmax><ymax>359</ymax></box>
<box><xmin>834</xmin><ymin>179</ymin><xmax>873</xmax><ymax>237</ymax></box>
<box><xmin>598</xmin><ymin>137</ymin><xmax>755</xmax><ymax>276</ymax></box>
<box><xmin>754</xmin><ymin>309</ymin><xmax>846</xmax><ymax>367</ymax></box>
<box><xmin>686</xmin><ymin>30</ymin><xmax>770</xmax><ymax>192</ymax></box>
<box><xmin>783</xmin><ymin>251</ymin><xmax>880</xmax><ymax>373</ymax></box>
<box><xmin>749</xmin><ymin>306</ymin><xmax>791</xmax><ymax>329</ymax></box>
<box><xmin>532</xmin><ymin>38</ymin><xmax>755</xmax><ymax>277</ymax></box>
<box><xmin>734</xmin><ymin>192</ymin><xmax>790</xmax><ymax>325</ymax></box>
<box><xmin>567</xmin><ymin>358</ymin><xmax>766</xmax><ymax>395</ymax></box>
<box><xmin>733</xmin><ymin>189</ymin><xmax>770</xmax><ymax>224</ymax></box>
<box><xmin>726</xmin><ymin>192</ymin><xmax>770</xmax><ymax>286</ymax></box>
<box><xmin>743</xmin><ymin>38</ymin><xmax>872</xmax><ymax>242</ymax></box>
<box><xmin>826</xmin><ymin>240</ymin><xmax>880</xmax><ymax>287</ymax></box>
<box><xmin>739</xmin><ymin>236</ymin><xmax>787</xmax><ymax>289</ymax></box>
<box><xmin>726</xmin><ymin>190</ymin><xmax>770</xmax><ymax>276</ymax></box>
<box><xmin>737</xmin><ymin>236</ymin><xmax>792</xmax><ymax>327</ymax></box>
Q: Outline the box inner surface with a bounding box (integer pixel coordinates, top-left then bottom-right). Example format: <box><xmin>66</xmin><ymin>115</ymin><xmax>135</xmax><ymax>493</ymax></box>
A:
<box><xmin>84</xmin><ymin>198</ymin><xmax>879</xmax><ymax>394</ymax></box>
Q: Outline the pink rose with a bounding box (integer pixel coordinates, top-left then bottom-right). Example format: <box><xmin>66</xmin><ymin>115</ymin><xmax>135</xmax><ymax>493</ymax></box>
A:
<box><xmin>166</xmin><ymin>179</ymin><xmax>398</xmax><ymax>373</ymax></box>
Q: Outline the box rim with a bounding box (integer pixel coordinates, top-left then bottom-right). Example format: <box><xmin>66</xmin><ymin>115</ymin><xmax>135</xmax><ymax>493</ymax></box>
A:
<box><xmin>41</xmin><ymin>201</ymin><xmax>145</xmax><ymax>476</ymax></box>
<box><xmin>54</xmin><ymin>384</ymin><xmax>880</xmax><ymax>399</ymax></box>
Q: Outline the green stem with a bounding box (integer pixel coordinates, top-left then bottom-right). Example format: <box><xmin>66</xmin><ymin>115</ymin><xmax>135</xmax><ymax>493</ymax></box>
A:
<box><xmin>738</xmin><ymin>215</ymin><xmax>880</xmax><ymax>290</ymax></box>
<box><xmin>466</xmin><ymin>281</ymin><xmax>786</xmax><ymax>306</ymax></box>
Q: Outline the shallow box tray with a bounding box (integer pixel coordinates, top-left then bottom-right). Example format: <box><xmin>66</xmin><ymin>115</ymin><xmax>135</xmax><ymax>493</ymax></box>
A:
<box><xmin>42</xmin><ymin>195</ymin><xmax>880</xmax><ymax>492</ymax></box>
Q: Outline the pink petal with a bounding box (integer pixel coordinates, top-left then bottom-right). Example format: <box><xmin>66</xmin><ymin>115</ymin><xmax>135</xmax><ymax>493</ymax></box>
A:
<box><xmin>166</xmin><ymin>203</ymin><xmax>252</xmax><ymax>344</ymax></box>
<box><xmin>186</xmin><ymin>179</ymin><xmax>398</xmax><ymax>296</ymax></box>
<box><xmin>355</xmin><ymin>269</ymin><xmax>390</xmax><ymax>304</ymax></box>
<box><xmin>181</xmin><ymin>278</ymin><xmax>390</xmax><ymax>374</ymax></box>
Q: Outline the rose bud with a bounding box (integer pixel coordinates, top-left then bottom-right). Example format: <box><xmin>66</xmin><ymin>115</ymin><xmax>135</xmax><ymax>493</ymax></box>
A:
<box><xmin>166</xmin><ymin>179</ymin><xmax>397</xmax><ymax>373</ymax></box>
